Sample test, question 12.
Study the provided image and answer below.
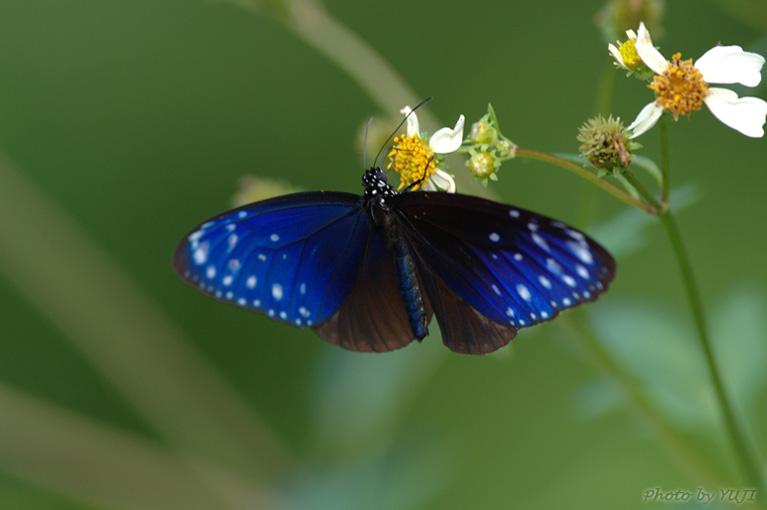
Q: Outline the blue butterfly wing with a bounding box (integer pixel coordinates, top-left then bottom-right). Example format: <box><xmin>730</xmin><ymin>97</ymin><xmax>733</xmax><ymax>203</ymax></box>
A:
<box><xmin>392</xmin><ymin>192</ymin><xmax>616</xmax><ymax>354</ymax></box>
<box><xmin>173</xmin><ymin>192</ymin><xmax>371</xmax><ymax>327</ymax></box>
<box><xmin>173</xmin><ymin>192</ymin><xmax>423</xmax><ymax>352</ymax></box>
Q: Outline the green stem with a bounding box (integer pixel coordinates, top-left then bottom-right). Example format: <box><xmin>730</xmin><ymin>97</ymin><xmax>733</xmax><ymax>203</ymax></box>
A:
<box><xmin>564</xmin><ymin>315</ymin><xmax>724</xmax><ymax>487</ymax></box>
<box><xmin>621</xmin><ymin>171</ymin><xmax>663</xmax><ymax>214</ymax></box>
<box><xmin>659</xmin><ymin>211</ymin><xmax>767</xmax><ymax>498</ymax></box>
<box><xmin>226</xmin><ymin>0</ymin><xmax>492</xmax><ymax>197</ymax></box>
<box><xmin>658</xmin><ymin>114</ymin><xmax>670</xmax><ymax>204</ymax></box>
<box><xmin>623</xmin><ymin>145</ymin><xmax>766</xmax><ymax>496</ymax></box>
<box><xmin>514</xmin><ymin>147</ymin><xmax>657</xmax><ymax>214</ymax></box>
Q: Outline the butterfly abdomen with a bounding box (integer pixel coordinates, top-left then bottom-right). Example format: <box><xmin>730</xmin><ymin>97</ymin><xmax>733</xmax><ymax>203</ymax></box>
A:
<box><xmin>390</xmin><ymin>234</ymin><xmax>429</xmax><ymax>340</ymax></box>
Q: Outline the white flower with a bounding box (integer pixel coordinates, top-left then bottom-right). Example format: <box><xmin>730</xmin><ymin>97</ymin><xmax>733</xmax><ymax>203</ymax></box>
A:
<box><xmin>608</xmin><ymin>29</ymin><xmax>639</xmax><ymax>71</ymax></box>
<box><xmin>389</xmin><ymin>107</ymin><xmax>465</xmax><ymax>192</ymax></box>
<box><xmin>627</xmin><ymin>22</ymin><xmax>767</xmax><ymax>138</ymax></box>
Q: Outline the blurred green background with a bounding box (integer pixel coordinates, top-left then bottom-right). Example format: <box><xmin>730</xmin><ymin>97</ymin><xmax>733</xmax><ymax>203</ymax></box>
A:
<box><xmin>0</xmin><ymin>0</ymin><xmax>766</xmax><ymax>508</ymax></box>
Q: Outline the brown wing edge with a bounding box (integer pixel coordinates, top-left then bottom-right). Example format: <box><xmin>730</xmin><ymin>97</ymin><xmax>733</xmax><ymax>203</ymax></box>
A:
<box><xmin>416</xmin><ymin>264</ymin><xmax>519</xmax><ymax>355</ymax></box>
<box><xmin>312</xmin><ymin>230</ymin><xmax>434</xmax><ymax>352</ymax></box>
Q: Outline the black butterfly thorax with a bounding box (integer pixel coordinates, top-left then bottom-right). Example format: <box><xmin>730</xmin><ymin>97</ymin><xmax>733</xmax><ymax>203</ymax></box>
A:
<box><xmin>361</xmin><ymin>168</ymin><xmax>430</xmax><ymax>340</ymax></box>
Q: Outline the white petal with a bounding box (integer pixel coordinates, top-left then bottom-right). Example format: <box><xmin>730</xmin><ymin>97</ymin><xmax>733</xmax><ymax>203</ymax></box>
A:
<box><xmin>429</xmin><ymin>169</ymin><xmax>456</xmax><ymax>193</ymax></box>
<box><xmin>634</xmin><ymin>22</ymin><xmax>667</xmax><ymax>75</ymax></box>
<box><xmin>695</xmin><ymin>45</ymin><xmax>765</xmax><ymax>88</ymax></box>
<box><xmin>704</xmin><ymin>87</ymin><xmax>767</xmax><ymax>138</ymax></box>
<box><xmin>627</xmin><ymin>101</ymin><xmax>665</xmax><ymax>138</ymax></box>
<box><xmin>608</xmin><ymin>43</ymin><xmax>626</xmax><ymax>68</ymax></box>
<box><xmin>429</xmin><ymin>114</ymin><xmax>464</xmax><ymax>153</ymax></box>
<box><xmin>400</xmin><ymin>106</ymin><xmax>420</xmax><ymax>137</ymax></box>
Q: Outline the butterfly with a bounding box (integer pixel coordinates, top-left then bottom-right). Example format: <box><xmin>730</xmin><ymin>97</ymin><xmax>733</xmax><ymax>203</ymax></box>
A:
<box><xmin>173</xmin><ymin>167</ymin><xmax>615</xmax><ymax>354</ymax></box>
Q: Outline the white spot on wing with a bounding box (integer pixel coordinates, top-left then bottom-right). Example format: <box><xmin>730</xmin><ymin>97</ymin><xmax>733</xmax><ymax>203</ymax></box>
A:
<box><xmin>546</xmin><ymin>258</ymin><xmax>563</xmax><ymax>275</ymax></box>
<box><xmin>272</xmin><ymin>283</ymin><xmax>283</xmax><ymax>301</ymax></box>
<box><xmin>246</xmin><ymin>275</ymin><xmax>257</xmax><ymax>288</ymax></box>
<box><xmin>492</xmin><ymin>284</ymin><xmax>501</xmax><ymax>296</ymax></box>
<box><xmin>539</xmin><ymin>275</ymin><xmax>552</xmax><ymax>289</ymax></box>
<box><xmin>489</xmin><ymin>232</ymin><xmax>500</xmax><ymax>242</ymax></box>
<box><xmin>509</xmin><ymin>209</ymin><xmax>520</xmax><ymax>218</ymax></box>
<box><xmin>270</xmin><ymin>233</ymin><xmax>280</xmax><ymax>242</ymax></box>
<box><xmin>566</xmin><ymin>229</ymin><xmax>585</xmax><ymax>242</ymax></box>
<box><xmin>222</xmin><ymin>275</ymin><xmax>233</xmax><ymax>287</ymax></box>
<box><xmin>568</xmin><ymin>241</ymin><xmax>594</xmax><ymax>265</ymax></box>
<box><xmin>517</xmin><ymin>284</ymin><xmax>532</xmax><ymax>301</ymax></box>
<box><xmin>206</xmin><ymin>265</ymin><xmax>216</xmax><ymax>279</ymax></box>
<box><xmin>531</xmin><ymin>233</ymin><xmax>550</xmax><ymax>252</ymax></box>
<box><xmin>563</xmin><ymin>275</ymin><xmax>577</xmax><ymax>287</ymax></box>
<box><xmin>576</xmin><ymin>264</ymin><xmax>590</xmax><ymax>279</ymax></box>
<box><xmin>193</xmin><ymin>242</ymin><xmax>209</xmax><ymax>265</ymax></box>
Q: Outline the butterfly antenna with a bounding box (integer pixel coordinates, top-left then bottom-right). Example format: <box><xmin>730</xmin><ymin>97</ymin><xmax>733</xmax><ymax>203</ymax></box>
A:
<box><xmin>402</xmin><ymin>156</ymin><xmax>435</xmax><ymax>192</ymax></box>
<box><xmin>362</xmin><ymin>117</ymin><xmax>374</xmax><ymax>169</ymax></box>
<box><xmin>372</xmin><ymin>97</ymin><xmax>432</xmax><ymax>170</ymax></box>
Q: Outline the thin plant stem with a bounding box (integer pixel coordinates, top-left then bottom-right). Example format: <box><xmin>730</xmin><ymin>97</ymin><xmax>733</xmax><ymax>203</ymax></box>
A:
<box><xmin>621</xmin><ymin>171</ymin><xmax>663</xmax><ymax>213</ymax></box>
<box><xmin>623</xmin><ymin>143</ymin><xmax>766</xmax><ymax>498</ymax></box>
<box><xmin>225</xmin><ymin>0</ymin><xmax>491</xmax><ymax>197</ymax></box>
<box><xmin>658</xmin><ymin>114</ymin><xmax>670</xmax><ymax>204</ymax></box>
<box><xmin>0</xmin><ymin>152</ymin><xmax>292</xmax><ymax>481</ymax></box>
<box><xmin>563</xmin><ymin>315</ymin><xmax>724</xmax><ymax>487</ymax></box>
<box><xmin>659</xmin><ymin>211</ymin><xmax>767</xmax><ymax>499</ymax></box>
<box><xmin>514</xmin><ymin>147</ymin><xmax>658</xmax><ymax>214</ymax></box>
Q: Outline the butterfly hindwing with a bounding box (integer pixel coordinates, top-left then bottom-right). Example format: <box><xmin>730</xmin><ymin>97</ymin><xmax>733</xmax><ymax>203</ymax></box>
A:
<box><xmin>173</xmin><ymin>192</ymin><xmax>373</xmax><ymax>328</ymax></box>
<box><xmin>314</xmin><ymin>224</ymin><xmax>431</xmax><ymax>352</ymax></box>
<box><xmin>392</xmin><ymin>191</ymin><xmax>616</xmax><ymax>352</ymax></box>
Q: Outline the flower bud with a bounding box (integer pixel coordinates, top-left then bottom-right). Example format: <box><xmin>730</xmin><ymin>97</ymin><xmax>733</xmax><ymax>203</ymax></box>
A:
<box><xmin>468</xmin><ymin>118</ymin><xmax>497</xmax><ymax>145</ymax></box>
<box><xmin>468</xmin><ymin>151</ymin><xmax>500</xmax><ymax>179</ymax></box>
<box><xmin>577</xmin><ymin>115</ymin><xmax>639</xmax><ymax>174</ymax></box>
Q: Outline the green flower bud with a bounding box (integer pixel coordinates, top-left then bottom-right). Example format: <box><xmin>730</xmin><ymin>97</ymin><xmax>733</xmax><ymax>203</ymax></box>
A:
<box><xmin>577</xmin><ymin>115</ymin><xmax>638</xmax><ymax>175</ymax></box>
<box><xmin>495</xmin><ymin>136</ymin><xmax>517</xmax><ymax>159</ymax></box>
<box><xmin>468</xmin><ymin>118</ymin><xmax>497</xmax><ymax>145</ymax></box>
<box><xmin>468</xmin><ymin>151</ymin><xmax>500</xmax><ymax>179</ymax></box>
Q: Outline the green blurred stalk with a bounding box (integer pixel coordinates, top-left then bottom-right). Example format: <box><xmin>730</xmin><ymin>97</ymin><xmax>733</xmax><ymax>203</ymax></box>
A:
<box><xmin>0</xmin><ymin>151</ymin><xmax>290</xmax><ymax>482</ymax></box>
<box><xmin>0</xmin><ymin>384</ymin><xmax>280</xmax><ymax>510</ymax></box>
<box><xmin>624</xmin><ymin>163</ymin><xmax>767</xmax><ymax>503</ymax></box>
<box><xmin>222</xmin><ymin>0</ymin><xmax>491</xmax><ymax>197</ymax></box>
<box><xmin>659</xmin><ymin>210</ymin><xmax>767</xmax><ymax>501</ymax></box>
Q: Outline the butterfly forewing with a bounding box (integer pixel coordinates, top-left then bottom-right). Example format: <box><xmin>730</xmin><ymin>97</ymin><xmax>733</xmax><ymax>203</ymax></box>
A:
<box><xmin>173</xmin><ymin>192</ymin><xmax>372</xmax><ymax>327</ymax></box>
<box><xmin>392</xmin><ymin>191</ymin><xmax>616</xmax><ymax>331</ymax></box>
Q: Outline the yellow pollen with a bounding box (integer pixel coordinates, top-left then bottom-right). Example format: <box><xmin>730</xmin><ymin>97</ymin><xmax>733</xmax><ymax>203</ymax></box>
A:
<box><xmin>387</xmin><ymin>134</ymin><xmax>436</xmax><ymax>190</ymax></box>
<box><xmin>618</xmin><ymin>39</ymin><xmax>642</xmax><ymax>69</ymax></box>
<box><xmin>649</xmin><ymin>52</ymin><xmax>709</xmax><ymax>120</ymax></box>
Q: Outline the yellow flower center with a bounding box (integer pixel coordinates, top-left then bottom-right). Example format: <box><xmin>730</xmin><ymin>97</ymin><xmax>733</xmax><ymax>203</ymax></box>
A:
<box><xmin>649</xmin><ymin>53</ymin><xmax>709</xmax><ymax>119</ymax></box>
<box><xmin>618</xmin><ymin>39</ymin><xmax>643</xmax><ymax>69</ymax></box>
<box><xmin>387</xmin><ymin>134</ymin><xmax>436</xmax><ymax>190</ymax></box>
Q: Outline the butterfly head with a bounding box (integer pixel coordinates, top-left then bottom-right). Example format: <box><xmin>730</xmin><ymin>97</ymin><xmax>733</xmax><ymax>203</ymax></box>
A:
<box><xmin>362</xmin><ymin>167</ymin><xmax>397</xmax><ymax>202</ymax></box>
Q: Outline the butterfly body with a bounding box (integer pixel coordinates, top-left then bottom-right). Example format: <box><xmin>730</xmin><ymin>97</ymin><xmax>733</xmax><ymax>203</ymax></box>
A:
<box><xmin>174</xmin><ymin>168</ymin><xmax>615</xmax><ymax>354</ymax></box>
